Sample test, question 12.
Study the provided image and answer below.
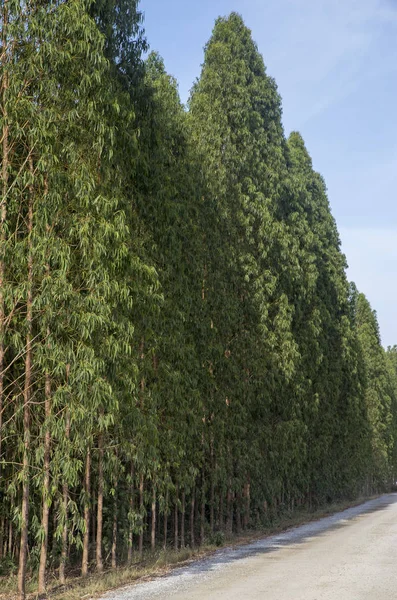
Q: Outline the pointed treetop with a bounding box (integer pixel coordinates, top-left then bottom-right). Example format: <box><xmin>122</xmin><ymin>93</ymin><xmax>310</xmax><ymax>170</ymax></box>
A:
<box><xmin>203</xmin><ymin>12</ymin><xmax>268</xmax><ymax>78</ymax></box>
<box><xmin>146</xmin><ymin>51</ymin><xmax>167</xmax><ymax>76</ymax></box>
<box><xmin>287</xmin><ymin>132</ymin><xmax>315</xmax><ymax>175</ymax></box>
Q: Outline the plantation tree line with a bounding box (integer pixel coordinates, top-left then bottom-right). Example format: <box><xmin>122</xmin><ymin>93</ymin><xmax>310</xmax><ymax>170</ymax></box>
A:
<box><xmin>1</xmin><ymin>2</ymin><xmax>397</xmax><ymax>598</ymax></box>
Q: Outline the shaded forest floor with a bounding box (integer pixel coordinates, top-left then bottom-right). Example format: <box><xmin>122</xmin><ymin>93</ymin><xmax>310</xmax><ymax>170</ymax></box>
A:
<box><xmin>0</xmin><ymin>494</ymin><xmax>383</xmax><ymax>600</ymax></box>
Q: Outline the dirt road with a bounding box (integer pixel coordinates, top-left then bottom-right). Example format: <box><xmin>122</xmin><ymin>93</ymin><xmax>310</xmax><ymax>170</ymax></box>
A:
<box><xmin>98</xmin><ymin>494</ymin><xmax>397</xmax><ymax>599</ymax></box>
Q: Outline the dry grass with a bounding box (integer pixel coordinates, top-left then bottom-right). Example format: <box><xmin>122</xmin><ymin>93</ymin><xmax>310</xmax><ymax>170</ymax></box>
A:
<box><xmin>0</xmin><ymin>494</ymin><xmax>381</xmax><ymax>600</ymax></box>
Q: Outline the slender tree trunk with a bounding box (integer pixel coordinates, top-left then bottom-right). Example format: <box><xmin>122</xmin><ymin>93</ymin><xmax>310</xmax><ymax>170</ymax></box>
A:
<box><xmin>17</xmin><ymin>155</ymin><xmax>34</xmax><ymax>600</ymax></box>
<box><xmin>8</xmin><ymin>519</ymin><xmax>12</xmax><ymax>558</ymax></box>
<box><xmin>0</xmin><ymin>0</ymin><xmax>9</xmax><ymax>482</ymax></box>
<box><xmin>50</xmin><ymin>500</ymin><xmax>56</xmax><ymax>557</ymax></box>
<box><xmin>59</xmin><ymin>483</ymin><xmax>69</xmax><ymax>584</ymax></box>
<box><xmin>138</xmin><ymin>473</ymin><xmax>144</xmax><ymax>557</ymax></box>
<box><xmin>81</xmin><ymin>448</ymin><xmax>91</xmax><ymax>576</ymax></box>
<box><xmin>235</xmin><ymin>492</ymin><xmax>241</xmax><ymax>534</ymax></box>
<box><xmin>92</xmin><ymin>490</ymin><xmax>96</xmax><ymax>547</ymax></box>
<box><xmin>174</xmin><ymin>484</ymin><xmax>179</xmax><ymax>550</ymax></box>
<box><xmin>3</xmin><ymin>520</ymin><xmax>6</xmax><ymax>557</ymax></box>
<box><xmin>0</xmin><ymin>516</ymin><xmax>4</xmax><ymax>559</ymax></box>
<box><xmin>210</xmin><ymin>477</ymin><xmax>215</xmax><ymax>534</ymax></box>
<box><xmin>190</xmin><ymin>486</ymin><xmax>195</xmax><ymax>547</ymax></box>
<box><xmin>127</xmin><ymin>462</ymin><xmax>134</xmax><ymax>564</ymax></box>
<box><xmin>1</xmin><ymin>519</ymin><xmax>4</xmax><ymax>557</ymax></box>
<box><xmin>111</xmin><ymin>475</ymin><xmax>118</xmax><ymax>569</ymax></box>
<box><xmin>96</xmin><ymin>425</ymin><xmax>104</xmax><ymax>572</ymax></box>
<box><xmin>38</xmin><ymin>184</ymin><xmax>52</xmax><ymax>594</ymax></box>
<box><xmin>194</xmin><ymin>484</ymin><xmax>199</xmax><ymax>529</ymax></box>
<box><xmin>180</xmin><ymin>490</ymin><xmax>185</xmax><ymax>548</ymax></box>
<box><xmin>163</xmin><ymin>486</ymin><xmax>168</xmax><ymax>550</ymax></box>
<box><xmin>226</xmin><ymin>483</ymin><xmax>233</xmax><ymax>535</ymax></box>
<box><xmin>243</xmin><ymin>481</ymin><xmax>250</xmax><ymax>530</ymax></box>
<box><xmin>138</xmin><ymin>340</ymin><xmax>145</xmax><ymax>558</ymax></box>
<box><xmin>210</xmin><ymin>441</ymin><xmax>215</xmax><ymax>533</ymax></box>
<box><xmin>157</xmin><ymin>499</ymin><xmax>161</xmax><ymax>539</ymax></box>
<box><xmin>219</xmin><ymin>489</ymin><xmax>224</xmax><ymax>530</ymax></box>
<box><xmin>38</xmin><ymin>371</ymin><xmax>51</xmax><ymax>594</ymax></box>
<box><xmin>151</xmin><ymin>484</ymin><xmax>156</xmax><ymax>551</ymax></box>
<box><xmin>200</xmin><ymin>474</ymin><xmax>205</xmax><ymax>546</ymax></box>
<box><xmin>14</xmin><ymin>534</ymin><xmax>19</xmax><ymax>560</ymax></box>
<box><xmin>59</xmin><ymin>410</ymin><xmax>70</xmax><ymax>584</ymax></box>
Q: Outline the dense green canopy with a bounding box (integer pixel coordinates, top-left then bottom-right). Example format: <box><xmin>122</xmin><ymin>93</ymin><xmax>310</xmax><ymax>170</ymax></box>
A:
<box><xmin>0</xmin><ymin>5</ymin><xmax>396</xmax><ymax>598</ymax></box>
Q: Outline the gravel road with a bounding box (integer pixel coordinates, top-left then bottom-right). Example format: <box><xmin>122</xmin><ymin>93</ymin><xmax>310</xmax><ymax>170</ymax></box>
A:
<box><xmin>98</xmin><ymin>493</ymin><xmax>397</xmax><ymax>599</ymax></box>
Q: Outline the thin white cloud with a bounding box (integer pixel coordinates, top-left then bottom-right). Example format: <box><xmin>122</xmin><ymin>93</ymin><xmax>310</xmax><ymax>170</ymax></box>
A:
<box><xmin>252</xmin><ymin>0</ymin><xmax>397</xmax><ymax>128</ymax></box>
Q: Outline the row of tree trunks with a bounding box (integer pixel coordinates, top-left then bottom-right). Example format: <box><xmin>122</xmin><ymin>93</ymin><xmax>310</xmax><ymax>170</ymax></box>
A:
<box><xmin>10</xmin><ymin>463</ymin><xmax>252</xmax><ymax>593</ymax></box>
<box><xmin>26</xmin><ymin>452</ymin><xmax>251</xmax><ymax>587</ymax></box>
<box><xmin>0</xmin><ymin>519</ymin><xmax>17</xmax><ymax>558</ymax></box>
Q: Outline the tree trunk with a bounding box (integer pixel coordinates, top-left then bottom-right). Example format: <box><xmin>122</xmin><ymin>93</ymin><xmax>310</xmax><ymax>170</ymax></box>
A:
<box><xmin>200</xmin><ymin>475</ymin><xmax>205</xmax><ymax>546</ymax></box>
<box><xmin>38</xmin><ymin>371</ymin><xmax>51</xmax><ymax>594</ymax></box>
<box><xmin>157</xmin><ymin>497</ymin><xmax>161</xmax><ymax>539</ymax></box>
<box><xmin>235</xmin><ymin>492</ymin><xmax>241</xmax><ymax>534</ymax></box>
<box><xmin>0</xmin><ymin>516</ymin><xmax>4</xmax><ymax>559</ymax></box>
<box><xmin>59</xmin><ymin>410</ymin><xmax>70</xmax><ymax>584</ymax></box>
<box><xmin>17</xmin><ymin>155</ymin><xmax>34</xmax><ymax>600</ymax></box>
<box><xmin>0</xmin><ymin>0</ymin><xmax>9</xmax><ymax>482</ymax></box>
<box><xmin>174</xmin><ymin>484</ymin><xmax>179</xmax><ymax>550</ymax></box>
<box><xmin>81</xmin><ymin>448</ymin><xmax>91</xmax><ymax>576</ymax></box>
<box><xmin>111</xmin><ymin>476</ymin><xmax>118</xmax><ymax>569</ymax></box>
<box><xmin>96</xmin><ymin>427</ymin><xmax>104</xmax><ymax>572</ymax></box>
<box><xmin>226</xmin><ymin>484</ymin><xmax>233</xmax><ymax>535</ymax></box>
<box><xmin>190</xmin><ymin>486</ymin><xmax>195</xmax><ymax>547</ymax></box>
<box><xmin>210</xmin><ymin>441</ymin><xmax>215</xmax><ymax>534</ymax></box>
<box><xmin>91</xmin><ymin>490</ymin><xmax>96</xmax><ymax>547</ymax></box>
<box><xmin>138</xmin><ymin>340</ymin><xmax>145</xmax><ymax>558</ymax></box>
<box><xmin>180</xmin><ymin>490</ymin><xmax>185</xmax><ymax>548</ymax></box>
<box><xmin>163</xmin><ymin>486</ymin><xmax>168</xmax><ymax>550</ymax></box>
<box><xmin>219</xmin><ymin>489</ymin><xmax>224</xmax><ymax>530</ymax></box>
<box><xmin>8</xmin><ymin>519</ymin><xmax>12</xmax><ymax>558</ymax></box>
<box><xmin>210</xmin><ymin>477</ymin><xmax>215</xmax><ymax>533</ymax></box>
<box><xmin>138</xmin><ymin>473</ymin><xmax>144</xmax><ymax>557</ymax></box>
<box><xmin>151</xmin><ymin>484</ymin><xmax>156</xmax><ymax>551</ymax></box>
<box><xmin>243</xmin><ymin>481</ymin><xmax>250</xmax><ymax>529</ymax></box>
<box><xmin>127</xmin><ymin>462</ymin><xmax>134</xmax><ymax>564</ymax></box>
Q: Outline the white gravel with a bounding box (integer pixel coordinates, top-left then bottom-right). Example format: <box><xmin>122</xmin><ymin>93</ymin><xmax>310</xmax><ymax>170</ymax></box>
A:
<box><xmin>96</xmin><ymin>494</ymin><xmax>397</xmax><ymax>600</ymax></box>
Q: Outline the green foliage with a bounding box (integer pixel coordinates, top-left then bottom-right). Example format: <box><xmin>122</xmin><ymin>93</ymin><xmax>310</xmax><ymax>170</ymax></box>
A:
<box><xmin>1</xmin><ymin>6</ymin><xmax>396</xmax><ymax>597</ymax></box>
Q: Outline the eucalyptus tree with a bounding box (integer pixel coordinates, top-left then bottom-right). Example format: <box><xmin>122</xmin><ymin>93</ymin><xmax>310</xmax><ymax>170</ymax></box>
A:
<box><xmin>353</xmin><ymin>292</ymin><xmax>394</xmax><ymax>489</ymax></box>
<box><xmin>286</xmin><ymin>133</ymin><xmax>369</xmax><ymax>503</ymax></box>
<box><xmin>188</xmin><ymin>12</ymin><xmax>300</xmax><ymax>525</ymax></box>
<box><xmin>2</xmin><ymin>4</ymin><xmax>397</xmax><ymax>592</ymax></box>
<box><xmin>132</xmin><ymin>50</ymin><xmax>206</xmax><ymax>546</ymax></box>
<box><xmin>385</xmin><ymin>346</ymin><xmax>397</xmax><ymax>481</ymax></box>
<box><xmin>0</xmin><ymin>1</ymin><xmax>140</xmax><ymax>595</ymax></box>
<box><xmin>86</xmin><ymin>0</ymin><xmax>165</xmax><ymax>564</ymax></box>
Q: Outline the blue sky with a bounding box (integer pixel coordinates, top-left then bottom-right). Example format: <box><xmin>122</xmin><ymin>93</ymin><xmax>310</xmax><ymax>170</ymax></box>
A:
<box><xmin>140</xmin><ymin>0</ymin><xmax>397</xmax><ymax>347</ymax></box>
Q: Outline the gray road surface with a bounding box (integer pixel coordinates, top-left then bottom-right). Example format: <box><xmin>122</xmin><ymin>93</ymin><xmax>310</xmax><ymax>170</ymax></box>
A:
<box><xmin>98</xmin><ymin>494</ymin><xmax>397</xmax><ymax>599</ymax></box>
